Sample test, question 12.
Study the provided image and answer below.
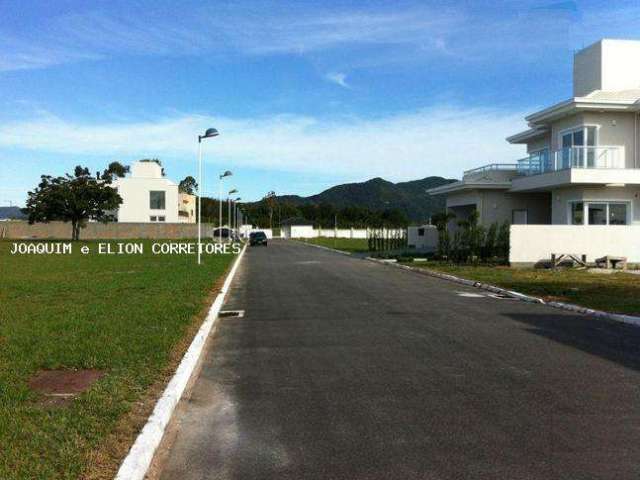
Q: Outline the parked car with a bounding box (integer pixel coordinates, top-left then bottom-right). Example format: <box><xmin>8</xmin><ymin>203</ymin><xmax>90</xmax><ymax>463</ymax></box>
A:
<box><xmin>249</xmin><ymin>231</ymin><xmax>268</xmax><ymax>246</ymax></box>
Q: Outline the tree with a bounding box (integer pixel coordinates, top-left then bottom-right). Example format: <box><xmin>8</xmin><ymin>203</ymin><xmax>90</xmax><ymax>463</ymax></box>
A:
<box><xmin>179</xmin><ymin>176</ymin><xmax>198</xmax><ymax>195</ymax></box>
<box><xmin>25</xmin><ymin>165</ymin><xmax>123</xmax><ymax>240</ymax></box>
<box><xmin>431</xmin><ymin>211</ymin><xmax>456</xmax><ymax>259</ymax></box>
<box><xmin>100</xmin><ymin>161</ymin><xmax>129</xmax><ymax>182</ymax></box>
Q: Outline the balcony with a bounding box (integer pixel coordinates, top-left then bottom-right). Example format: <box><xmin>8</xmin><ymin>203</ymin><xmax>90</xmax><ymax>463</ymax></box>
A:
<box><xmin>510</xmin><ymin>145</ymin><xmax>640</xmax><ymax>192</ymax></box>
<box><xmin>517</xmin><ymin>146</ymin><xmax>625</xmax><ymax>176</ymax></box>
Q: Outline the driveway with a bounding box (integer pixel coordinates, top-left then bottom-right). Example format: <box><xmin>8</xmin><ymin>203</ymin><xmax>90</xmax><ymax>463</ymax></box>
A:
<box><xmin>157</xmin><ymin>239</ymin><xmax>640</xmax><ymax>480</ymax></box>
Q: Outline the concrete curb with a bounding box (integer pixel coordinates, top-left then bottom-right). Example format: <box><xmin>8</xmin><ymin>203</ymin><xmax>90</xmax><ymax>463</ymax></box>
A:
<box><xmin>365</xmin><ymin>257</ymin><xmax>640</xmax><ymax>327</ymax></box>
<box><xmin>114</xmin><ymin>244</ymin><xmax>248</xmax><ymax>480</ymax></box>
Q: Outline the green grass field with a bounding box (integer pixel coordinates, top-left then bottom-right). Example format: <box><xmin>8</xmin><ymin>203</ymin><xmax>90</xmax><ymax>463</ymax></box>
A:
<box><xmin>0</xmin><ymin>240</ymin><xmax>235</xmax><ymax>479</ymax></box>
<box><xmin>412</xmin><ymin>263</ymin><xmax>640</xmax><ymax>315</ymax></box>
<box><xmin>302</xmin><ymin>237</ymin><xmax>370</xmax><ymax>253</ymax></box>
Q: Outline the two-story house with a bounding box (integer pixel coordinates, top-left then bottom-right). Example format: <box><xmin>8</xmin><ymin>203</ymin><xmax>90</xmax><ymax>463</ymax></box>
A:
<box><xmin>111</xmin><ymin>160</ymin><xmax>180</xmax><ymax>223</ymax></box>
<box><xmin>428</xmin><ymin>39</ymin><xmax>640</xmax><ymax>230</ymax></box>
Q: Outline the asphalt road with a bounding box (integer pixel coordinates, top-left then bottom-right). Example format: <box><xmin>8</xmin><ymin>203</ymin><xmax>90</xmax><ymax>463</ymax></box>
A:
<box><xmin>157</xmin><ymin>240</ymin><xmax>640</xmax><ymax>480</ymax></box>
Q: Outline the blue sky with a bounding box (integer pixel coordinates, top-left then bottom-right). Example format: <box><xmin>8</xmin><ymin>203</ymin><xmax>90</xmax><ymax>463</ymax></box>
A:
<box><xmin>1</xmin><ymin>0</ymin><xmax>639</xmax><ymax>206</ymax></box>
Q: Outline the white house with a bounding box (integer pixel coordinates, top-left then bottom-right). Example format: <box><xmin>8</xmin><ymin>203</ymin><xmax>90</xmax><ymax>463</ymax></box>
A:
<box><xmin>428</xmin><ymin>39</ymin><xmax>640</xmax><ymax>230</ymax></box>
<box><xmin>111</xmin><ymin>160</ymin><xmax>180</xmax><ymax>223</ymax></box>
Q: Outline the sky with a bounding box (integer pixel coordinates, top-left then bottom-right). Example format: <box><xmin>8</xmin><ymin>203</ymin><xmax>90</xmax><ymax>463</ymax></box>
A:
<box><xmin>1</xmin><ymin>0</ymin><xmax>640</xmax><ymax>206</ymax></box>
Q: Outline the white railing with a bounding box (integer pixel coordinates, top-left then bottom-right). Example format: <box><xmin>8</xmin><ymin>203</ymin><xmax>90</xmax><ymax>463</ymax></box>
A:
<box><xmin>518</xmin><ymin>146</ymin><xmax>625</xmax><ymax>176</ymax></box>
<box><xmin>553</xmin><ymin>146</ymin><xmax>624</xmax><ymax>170</ymax></box>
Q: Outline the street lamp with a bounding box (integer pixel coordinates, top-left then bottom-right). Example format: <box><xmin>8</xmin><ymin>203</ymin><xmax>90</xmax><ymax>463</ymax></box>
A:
<box><xmin>218</xmin><ymin>170</ymin><xmax>232</xmax><ymax>243</ymax></box>
<box><xmin>233</xmin><ymin>197</ymin><xmax>241</xmax><ymax>236</ymax></box>
<box><xmin>228</xmin><ymin>189</ymin><xmax>238</xmax><ymax>241</ymax></box>
<box><xmin>197</xmin><ymin>127</ymin><xmax>219</xmax><ymax>265</ymax></box>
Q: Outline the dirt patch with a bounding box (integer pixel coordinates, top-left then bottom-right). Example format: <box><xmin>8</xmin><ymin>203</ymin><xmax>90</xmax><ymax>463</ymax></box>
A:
<box><xmin>30</xmin><ymin>369</ymin><xmax>105</xmax><ymax>405</ymax></box>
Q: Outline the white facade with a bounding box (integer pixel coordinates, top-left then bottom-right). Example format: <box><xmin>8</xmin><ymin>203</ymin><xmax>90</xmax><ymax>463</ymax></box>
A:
<box><xmin>429</xmin><ymin>38</ymin><xmax>640</xmax><ymax>231</ymax></box>
<box><xmin>111</xmin><ymin>161</ymin><xmax>180</xmax><ymax>223</ymax></box>
<box><xmin>510</xmin><ymin>225</ymin><xmax>640</xmax><ymax>265</ymax></box>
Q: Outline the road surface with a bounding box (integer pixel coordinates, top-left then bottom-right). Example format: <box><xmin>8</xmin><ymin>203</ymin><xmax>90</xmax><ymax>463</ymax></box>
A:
<box><xmin>157</xmin><ymin>240</ymin><xmax>640</xmax><ymax>480</ymax></box>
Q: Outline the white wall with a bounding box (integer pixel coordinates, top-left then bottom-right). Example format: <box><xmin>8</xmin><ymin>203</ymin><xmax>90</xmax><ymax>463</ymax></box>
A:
<box><xmin>282</xmin><ymin>227</ymin><xmax>404</xmax><ymax>239</ymax></box>
<box><xmin>510</xmin><ymin>225</ymin><xmax>640</xmax><ymax>264</ymax></box>
<box><xmin>113</xmin><ymin>178</ymin><xmax>179</xmax><ymax>223</ymax></box>
<box><xmin>407</xmin><ymin>225</ymin><xmax>438</xmax><ymax>251</ymax></box>
<box><xmin>573</xmin><ymin>39</ymin><xmax>640</xmax><ymax>96</ymax></box>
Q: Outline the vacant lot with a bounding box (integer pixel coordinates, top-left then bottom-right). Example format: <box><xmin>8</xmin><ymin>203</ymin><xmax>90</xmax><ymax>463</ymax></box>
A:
<box><xmin>302</xmin><ymin>237</ymin><xmax>369</xmax><ymax>253</ymax></box>
<box><xmin>413</xmin><ymin>263</ymin><xmax>640</xmax><ymax>315</ymax></box>
<box><xmin>0</xmin><ymin>240</ymin><xmax>235</xmax><ymax>480</ymax></box>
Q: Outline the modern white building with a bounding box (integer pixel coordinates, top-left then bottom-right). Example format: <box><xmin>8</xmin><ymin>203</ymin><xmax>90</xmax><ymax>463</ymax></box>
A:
<box><xmin>428</xmin><ymin>39</ymin><xmax>640</xmax><ymax>230</ymax></box>
<box><xmin>111</xmin><ymin>160</ymin><xmax>180</xmax><ymax>223</ymax></box>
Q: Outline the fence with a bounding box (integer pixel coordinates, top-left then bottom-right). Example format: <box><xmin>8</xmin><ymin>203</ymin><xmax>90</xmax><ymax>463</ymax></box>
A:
<box><xmin>510</xmin><ymin>225</ymin><xmax>640</xmax><ymax>266</ymax></box>
<box><xmin>0</xmin><ymin>221</ymin><xmax>221</xmax><ymax>240</ymax></box>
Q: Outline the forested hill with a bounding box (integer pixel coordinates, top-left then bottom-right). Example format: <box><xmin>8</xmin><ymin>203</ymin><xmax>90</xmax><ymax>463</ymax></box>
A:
<box><xmin>265</xmin><ymin>176</ymin><xmax>456</xmax><ymax>223</ymax></box>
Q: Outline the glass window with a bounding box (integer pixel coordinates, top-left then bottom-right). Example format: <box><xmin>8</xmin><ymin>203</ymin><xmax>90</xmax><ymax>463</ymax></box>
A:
<box><xmin>150</xmin><ymin>216</ymin><xmax>157</xmax><ymax>222</ymax></box>
<box><xmin>150</xmin><ymin>191</ymin><xmax>166</xmax><ymax>210</ymax></box>
<box><xmin>608</xmin><ymin>203</ymin><xmax>628</xmax><ymax>225</ymax></box>
<box><xmin>588</xmin><ymin>203</ymin><xmax>607</xmax><ymax>225</ymax></box>
<box><xmin>570</xmin><ymin>202</ymin><xmax>584</xmax><ymax>225</ymax></box>
<box><xmin>417</xmin><ymin>228</ymin><xmax>425</xmax><ymax>236</ymax></box>
<box><xmin>158</xmin><ymin>216</ymin><xmax>166</xmax><ymax>222</ymax></box>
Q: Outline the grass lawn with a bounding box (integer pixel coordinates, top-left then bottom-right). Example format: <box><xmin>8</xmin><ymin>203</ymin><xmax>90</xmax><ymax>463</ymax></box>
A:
<box><xmin>302</xmin><ymin>237</ymin><xmax>370</xmax><ymax>253</ymax></box>
<box><xmin>412</xmin><ymin>263</ymin><xmax>640</xmax><ymax>315</ymax></box>
<box><xmin>0</xmin><ymin>240</ymin><xmax>235</xmax><ymax>480</ymax></box>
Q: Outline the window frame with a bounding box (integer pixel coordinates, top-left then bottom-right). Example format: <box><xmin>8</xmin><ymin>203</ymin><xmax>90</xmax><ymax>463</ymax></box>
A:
<box><xmin>149</xmin><ymin>190</ymin><xmax>167</xmax><ymax>210</ymax></box>
<box><xmin>567</xmin><ymin>200</ymin><xmax>631</xmax><ymax>225</ymax></box>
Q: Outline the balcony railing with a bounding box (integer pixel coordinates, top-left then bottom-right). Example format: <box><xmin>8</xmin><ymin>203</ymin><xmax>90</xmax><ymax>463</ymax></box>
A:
<box><xmin>463</xmin><ymin>163</ymin><xmax>520</xmax><ymax>176</ymax></box>
<box><xmin>464</xmin><ymin>147</ymin><xmax>626</xmax><ymax>180</ymax></box>
<box><xmin>517</xmin><ymin>146</ymin><xmax>624</xmax><ymax>176</ymax></box>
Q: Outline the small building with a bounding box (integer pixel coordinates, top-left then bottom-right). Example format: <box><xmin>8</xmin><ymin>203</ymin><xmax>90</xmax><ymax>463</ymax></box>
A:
<box><xmin>111</xmin><ymin>160</ymin><xmax>179</xmax><ymax>223</ymax></box>
<box><xmin>407</xmin><ymin>225</ymin><xmax>438</xmax><ymax>251</ymax></box>
<box><xmin>178</xmin><ymin>193</ymin><xmax>196</xmax><ymax>223</ymax></box>
<box><xmin>280</xmin><ymin>218</ymin><xmax>315</xmax><ymax>239</ymax></box>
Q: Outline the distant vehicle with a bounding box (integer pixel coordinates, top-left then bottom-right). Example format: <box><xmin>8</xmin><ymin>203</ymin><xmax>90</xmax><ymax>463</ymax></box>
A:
<box><xmin>249</xmin><ymin>231</ymin><xmax>268</xmax><ymax>246</ymax></box>
<box><xmin>212</xmin><ymin>227</ymin><xmax>239</xmax><ymax>241</ymax></box>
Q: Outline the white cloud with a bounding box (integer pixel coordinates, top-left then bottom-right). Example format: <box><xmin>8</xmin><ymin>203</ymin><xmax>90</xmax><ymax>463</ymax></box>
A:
<box><xmin>0</xmin><ymin>107</ymin><xmax>529</xmax><ymax>180</ymax></box>
<box><xmin>324</xmin><ymin>72</ymin><xmax>350</xmax><ymax>88</ymax></box>
<box><xmin>3</xmin><ymin>2</ymin><xmax>636</xmax><ymax>72</ymax></box>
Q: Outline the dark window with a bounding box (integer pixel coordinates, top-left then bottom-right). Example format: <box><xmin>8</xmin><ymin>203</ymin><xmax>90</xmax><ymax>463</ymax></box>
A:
<box><xmin>150</xmin><ymin>191</ymin><xmax>166</xmax><ymax>210</ymax></box>
<box><xmin>150</xmin><ymin>216</ymin><xmax>157</xmax><ymax>222</ymax></box>
<box><xmin>417</xmin><ymin>228</ymin><xmax>425</xmax><ymax>236</ymax></box>
<box><xmin>158</xmin><ymin>216</ymin><xmax>166</xmax><ymax>222</ymax></box>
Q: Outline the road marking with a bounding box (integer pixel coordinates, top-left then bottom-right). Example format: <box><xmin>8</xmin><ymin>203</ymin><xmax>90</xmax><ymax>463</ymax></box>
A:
<box><xmin>219</xmin><ymin>310</ymin><xmax>245</xmax><ymax>318</ymax></box>
<box><xmin>456</xmin><ymin>291</ymin><xmax>485</xmax><ymax>298</ymax></box>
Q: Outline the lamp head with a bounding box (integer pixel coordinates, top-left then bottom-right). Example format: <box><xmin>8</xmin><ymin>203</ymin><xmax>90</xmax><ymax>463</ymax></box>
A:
<box><xmin>220</xmin><ymin>170</ymin><xmax>232</xmax><ymax>179</ymax></box>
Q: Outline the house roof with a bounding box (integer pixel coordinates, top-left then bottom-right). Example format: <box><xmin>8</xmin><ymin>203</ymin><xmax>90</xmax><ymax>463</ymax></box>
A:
<box><xmin>524</xmin><ymin>90</ymin><xmax>640</xmax><ymax>125</ymax></box>
<box><xmin>506</xmin><ymin>127</ymin><xmax>549</xmax><ymax>144</ymax></box>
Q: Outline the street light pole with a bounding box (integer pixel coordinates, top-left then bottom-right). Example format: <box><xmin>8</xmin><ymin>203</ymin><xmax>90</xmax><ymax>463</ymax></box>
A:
<box><xmin>218</xmin><ymin>171</ymin><xmax>232</xmax><ymax>243</ymax></box>
<box><xmin>196</xmin><ymin>128</ymin><xmax>219</xmax><ymax>265</ymax></box>
<box><xmin>227</xmin><ymin>188</ymin><xmax>238</xmax><ymax>241</ymax></box>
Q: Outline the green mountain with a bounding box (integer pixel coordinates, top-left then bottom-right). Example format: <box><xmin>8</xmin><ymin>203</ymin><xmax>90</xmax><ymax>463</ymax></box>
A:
<box><xmin>272</xmin><ymin>176</ymin><xmax>456</xmax><ymax>223</ymax></box>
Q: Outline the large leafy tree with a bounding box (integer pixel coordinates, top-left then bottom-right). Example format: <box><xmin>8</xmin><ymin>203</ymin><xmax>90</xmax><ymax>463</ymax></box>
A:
<box><xmin>26</xmin><ymin>166</ymin><xmax>123</xmax><ymax>240</ymax></box>
<box><xmin>178</xmin><ymin>176</ymin><xmax>198</xmax><ymax>195</ymax></box>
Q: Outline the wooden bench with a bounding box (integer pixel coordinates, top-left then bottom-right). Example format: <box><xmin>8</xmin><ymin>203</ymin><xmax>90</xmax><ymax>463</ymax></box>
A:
<box><xmin>595</xmin><ymin>255</ymin><xmax>627</xmax><ymax>270</ymax></box>
<box><xmin>551</xmin><ymin>253</ymin><xmax>587</xmax><ymax>269</ymax></box>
